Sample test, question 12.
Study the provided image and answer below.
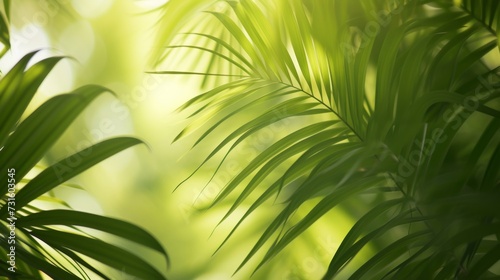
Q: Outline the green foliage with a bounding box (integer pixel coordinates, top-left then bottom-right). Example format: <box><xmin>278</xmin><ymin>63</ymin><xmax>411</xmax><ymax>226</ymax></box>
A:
<box><xmin>0</xmin><ymin>1</ymin><xmax>168</xmax><ymax>279</ymax></box>
<box><xmin>154</xmin><ymin>0</ymin><xmax>500</xmax><ymax>278</ymax></box>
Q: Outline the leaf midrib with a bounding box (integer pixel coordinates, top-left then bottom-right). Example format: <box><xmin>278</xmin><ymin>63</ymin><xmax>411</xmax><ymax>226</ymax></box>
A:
<box><xmin>461</xmin><ymin>4</ymin><xmax>498</xmax><ymax>37</ymax></box>
<box><xmin>272</xmin><ymin>79</ymin><xmax>365</xmax><ymax>141</ymax></box>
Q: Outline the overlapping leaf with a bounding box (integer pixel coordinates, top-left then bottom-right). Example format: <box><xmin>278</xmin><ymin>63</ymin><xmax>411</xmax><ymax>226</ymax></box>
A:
<box><xmin>0</xmin><ymin>52</ymin><xmax>169</xmax><ymax>279</ymax></box>
<box><xmin>156</xmin><ymin>0</ymin><xmax>500</xmax><ymax>278</ymax></box>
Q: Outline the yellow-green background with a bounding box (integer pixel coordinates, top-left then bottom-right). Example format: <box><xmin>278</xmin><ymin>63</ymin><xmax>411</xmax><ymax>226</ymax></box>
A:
<box><xmin>1</xmin><ymin>1</ymin><xmax>355</xmax><ymax>279</ymax></box>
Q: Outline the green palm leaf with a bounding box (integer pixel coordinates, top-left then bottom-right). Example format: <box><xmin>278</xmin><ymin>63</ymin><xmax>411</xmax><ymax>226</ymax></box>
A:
<box><xmin>155</xmin><ymin>0</ymin><xmax>500</xmax><ymax>278</ymax></box>
<box><xmin>0</xmin><ymin>2</ymin><xmax>172</xmax><ymax>278</ymax></box>
<box><xmin>0</xmin><ymin>49</ymin><xmax>168</xmax><ymax>280</ymax></box>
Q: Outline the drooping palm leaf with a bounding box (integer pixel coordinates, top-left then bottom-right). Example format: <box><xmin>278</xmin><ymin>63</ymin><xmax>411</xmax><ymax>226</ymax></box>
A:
<box><xmin>0</xmin><ymin>52</ymin><xmax>169</xmax><ymax>279</ymax></box>
<box><xmin>0</xmin><ymin>5</ymin><xmax>169</xmax><ymax>277</ymax></box>
<box><xmin>155</xmin><ymin>0</ymin><xmax>500</xmax><ymax>278</ymax></box>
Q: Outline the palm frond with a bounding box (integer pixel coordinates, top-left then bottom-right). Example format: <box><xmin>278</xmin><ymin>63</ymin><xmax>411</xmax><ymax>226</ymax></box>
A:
<box><xmin>156</xmin><ymin>0</ymin><xmax>500</xmax><ymax>278</ymax></box>
<box><xmin>0</xmin><ymin>7</ymin><xmax>169</xmax><ymax>278</ymax></box>
<box><xmin>0</xmin><ymin>52</ymin><xmax>169</xmax><ymax>279</ymax></box>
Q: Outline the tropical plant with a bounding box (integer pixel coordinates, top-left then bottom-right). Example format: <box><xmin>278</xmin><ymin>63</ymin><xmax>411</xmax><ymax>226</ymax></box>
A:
<box><xmin>153</xmin><ymin>0</ymin><xmax>500</xmax><ymax>278</ymax></box>
<box><xmin>0</xmin><ymin>2</ymin><xmax>168</xmax><ymax>279</ymax></box>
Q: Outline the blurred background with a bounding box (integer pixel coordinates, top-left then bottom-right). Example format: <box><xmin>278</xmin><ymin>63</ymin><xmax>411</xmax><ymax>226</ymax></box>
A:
<box><xmin>0</xmin><ymin>0</ymin><xmax>360</xmax><ymax>279</ymax></box>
